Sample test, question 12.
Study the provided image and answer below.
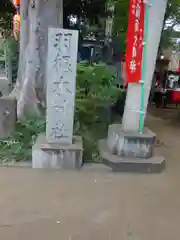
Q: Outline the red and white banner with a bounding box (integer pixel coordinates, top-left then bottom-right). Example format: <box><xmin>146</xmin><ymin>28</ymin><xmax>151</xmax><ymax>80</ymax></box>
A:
<box><xmin>126</xmin><ymin>0</ymin><xmax>145</xmax><ymax>84</ymax></box>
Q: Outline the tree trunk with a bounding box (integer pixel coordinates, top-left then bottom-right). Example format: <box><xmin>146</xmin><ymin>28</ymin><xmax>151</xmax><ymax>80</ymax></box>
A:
<box><xmin>12</xmin><ymin>0</ymin><xmax>63</xmax><ymax>118</ymax></box>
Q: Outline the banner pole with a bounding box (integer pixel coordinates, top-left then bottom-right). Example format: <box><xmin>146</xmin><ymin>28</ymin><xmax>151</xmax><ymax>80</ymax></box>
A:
<box><xmin>139</xmin><ymin>1</ymin><xmax>150</xmax><ymax>133</ymax></box>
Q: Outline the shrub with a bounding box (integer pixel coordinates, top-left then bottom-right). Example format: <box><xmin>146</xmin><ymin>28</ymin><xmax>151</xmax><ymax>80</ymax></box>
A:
<box><xmin>75</xmin><ymin>61</ymin><xmax>120</xmax><ymax>160</ymax></box>
<box><xmin>0</xmin><ymin>114</ymin><xmax>45</xmax><ymax>163</ymax></box>
<box><xmin>0</xmin><ymin>62</ymin><xmax>122</xmax><ymax>162</ymax></box>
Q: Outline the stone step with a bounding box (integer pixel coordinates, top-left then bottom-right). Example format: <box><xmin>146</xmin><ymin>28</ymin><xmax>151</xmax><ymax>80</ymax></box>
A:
<box><xmin>99</xmin><ymin>139</ymin><xmax>165</xmax><ymax>173</ymax></box>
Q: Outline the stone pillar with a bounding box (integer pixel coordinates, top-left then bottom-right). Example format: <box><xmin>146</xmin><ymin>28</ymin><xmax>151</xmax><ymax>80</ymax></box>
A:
<box><xmin>122</xmin><ymin>0</ymin><xmax>168</xmax><ymax>132</ymax></box>
<box><xmin>99</xmin><ymin>0</ymin><xmax>167</xmax><ymax>173</ymax></box>
<box><xmin>32</xmin><ymin>28</ymin><xmax>83</xmax><ymax>170</ymax></box>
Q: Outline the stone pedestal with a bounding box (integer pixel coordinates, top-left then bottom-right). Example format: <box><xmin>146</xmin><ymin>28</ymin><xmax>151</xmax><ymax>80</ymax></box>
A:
<box><xmin>32</xmin><ymin>134</ymin><xmax>83</xmax><ymax>169</ymax></box>
<box><xmin>99</xmin><ymin>124</ymin><xmax>165</xmax><ymax>173</ymax></box>
<box><xmin>107</xmin><ymin>124</ymin><xmax>156</xmax><ymax>158</ymax></box>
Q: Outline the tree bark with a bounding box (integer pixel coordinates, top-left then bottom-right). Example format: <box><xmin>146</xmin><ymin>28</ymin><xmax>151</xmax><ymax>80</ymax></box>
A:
<box><xmin>12</xmin><ymin>0</ymin><xmax>63</xmax><ymax>118</ymax></box>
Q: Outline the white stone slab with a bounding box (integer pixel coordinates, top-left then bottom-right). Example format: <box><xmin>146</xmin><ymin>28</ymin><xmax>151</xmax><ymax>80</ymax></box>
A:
<box><xmin>46</xmin><ymin>28</ymin><xmax>79</xmax><ymax>144</ymax></box>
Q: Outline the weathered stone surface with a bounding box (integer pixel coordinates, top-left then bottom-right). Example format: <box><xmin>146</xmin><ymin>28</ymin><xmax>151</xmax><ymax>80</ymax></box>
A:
<box><xmin>107</xmin><ymin>124</ymin><xmax>156</xmax><ymax>158</ymax></box>
<box><xmin>99</xmin><ymin>139</ymin><xmax>165</xmax><ymax>173</ymax></box>
<box><xmin>0</xmin><ymin>78</ymin><xmax>11</xmax><ymax>96</ymax></box>
<box><xmin>46</xmin><ymin>28</ymin><xmax>79</xmax><ymax>145</ymax></box>
<box><xmin>122</xmin><ymin>84</ymin><xmax>141</xmax><ymax>132</ymax></box>
<box><xmin>32</xmin><ymin>133</ymin><xmax>83</xmax><ymax>169</ymax></box>
<box><xmin>0</xmin><ymin>96</ymin><xmax>16</xmax><ymax>139</ymax></box>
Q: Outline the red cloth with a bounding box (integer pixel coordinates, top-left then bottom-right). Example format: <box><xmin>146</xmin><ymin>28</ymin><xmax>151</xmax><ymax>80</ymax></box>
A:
<box><xmin>178</xmin><ymin>61</ymin><xmax>180</xmax><ymax>73</ymax></box>
<box><xmin>172</xmin><ymin>91</ymin><xmax>180</xmax><ymax>102</ymax></box>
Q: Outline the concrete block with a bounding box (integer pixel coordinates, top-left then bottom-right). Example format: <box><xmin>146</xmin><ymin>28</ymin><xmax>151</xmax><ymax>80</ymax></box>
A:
<box><xmin>107</xmin><ymin>124</ymin><xmax>156</xmax><ymax>158</ymax></box>
<box><xmin>99</xmin><ymin>139</ymin><xmax>165</xmax><ymax>173</ymax></box>
<box><xmin>32</xmin><ymin>133</ymin><xmax>83</xmax><ymax>170</ymax></box>
<box><xmin>0</xmin><ymin>96</ymin><xmax>17</xmax><ymax>139</ymax></box>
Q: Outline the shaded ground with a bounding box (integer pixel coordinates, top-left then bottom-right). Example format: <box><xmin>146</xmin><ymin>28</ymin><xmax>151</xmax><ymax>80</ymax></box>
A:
<box><xmin>0</xmin><ymin>107</ymin><xmax>180</xmax><ymax>239</ymax></box>
<box><xmin>147</xmin><ymin>106</ymin><xmax>180</xmax><ymax>174</ymax></box>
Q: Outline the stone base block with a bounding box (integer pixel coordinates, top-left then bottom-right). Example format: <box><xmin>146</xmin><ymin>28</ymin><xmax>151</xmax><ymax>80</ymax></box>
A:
<box><xmin>107</xmin><ymin>124</ymin><xmax>156</xmax><ymax>159</ymax></box>
<box><xmin>32</xmin><ymin>134</ymin><xmax>83</xmax><ymax>169</ymax></box>
<box><xmin>99</xmin><ymin>139</ymin><xmax>165</xmax><ymax>173</ymax></box>
<box><xmin>0</xmin><ymin>96</ymin><xmax>17</xmax><ymax>139</ymax></box>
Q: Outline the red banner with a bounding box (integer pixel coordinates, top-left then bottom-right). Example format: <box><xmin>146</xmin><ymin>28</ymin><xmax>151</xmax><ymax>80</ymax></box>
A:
<box><xmin>126</xmin><ymin>0</ymin><xmax>145</xmax><ymax>84</ymax></box>
<box><xmin>178</xmin><ymin>61</ymin><xmax>180</xmax><ymax>73</ymax></box>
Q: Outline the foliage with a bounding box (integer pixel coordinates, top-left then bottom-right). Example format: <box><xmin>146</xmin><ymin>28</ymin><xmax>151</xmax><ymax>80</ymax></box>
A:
<box><xmin>0</xmin><ymin>0</ymin><xmax>107</xmax><ymax>31</ymax></box>
<box><xmin>112</xmin><ymin>0</ymin><xmax>180</xmax><ymax>52</ymax></box>
<box><xmin>0</xmin><ymin>39</ymin><xmax>5</xmax><ymax>57</ymax></box>
<box><xmin>0</xmin><ymin>0</ymin><xmax>14</xmax><ymax>34</ymax></box>
<box><xmin>0</xmin><ymin>37</ymin><xmax>19</xmax><ymax>58</ymax></box>
<box><xmin>76</xmin><ymin>62</ymin><xmax>119</xmax><ymax>103</ymax></box>
<box><xmin>0</xmin><ymin>37</ymin><xmax>19</xmax><ymax>82</ymax></box>
<box><xmin>75</xmin><ymin>62</ymin><xmax>119</xmax><ymax>123</ymax></box>
<box><xmin>160</xmin><ymin>0</ymin><xmax>180</xmax><ymax>50</ymax></box>
<box><xmin>112</xmin><ymin>0</ymin><xmax>129</xmax><ymax>53</ymax></box>
<box><xmin>7</xmin><ymin>37</ymin><xmax>19</xmax><ymax>57</ymax></box>
<box><xmin>75</xmin><ymin>62</ymin><xmax>120</xmax><ymax>160</ymax></box>
<box><xmin>165</xmin><ymin>0</ymin><xmax>180</xmax><ymax>29</ymax></box>
<box><xmin>64</xmin><ymin>0</ymin><xmax>107</xmax><ymax>27</ymax></box>
<box><xmin>113</xmin><ymin>0</ymin><xmax>129</xmax><ymax>36</ymax></box>
<box><xmin>0</xmin><ymin>62</ymin><xmax>120</xmax><ymax>162</ymax></box>
<box><xmin>0</xmin><ymin>114</ymin><xmax>45</xmax><ymax>163</ymax></box>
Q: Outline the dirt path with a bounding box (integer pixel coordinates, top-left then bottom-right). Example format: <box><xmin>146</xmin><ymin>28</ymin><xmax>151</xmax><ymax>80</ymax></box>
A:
<box><xmin>147</xmin><ymin>107</ymin><xmax>180</xmax><ymax>175</ymax></box>
<box><xmin>0</xmin><ymin>108</ymin><xmax>180</xmax><ymax>239</ymax></box>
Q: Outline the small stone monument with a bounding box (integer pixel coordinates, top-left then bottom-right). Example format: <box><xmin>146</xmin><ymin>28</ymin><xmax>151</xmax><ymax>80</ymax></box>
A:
<box><xmin>0</xmin><ymin>96</ymin><xmax>17</xmax><ymax>139</ymax></box>
<box><xmin>32</xmin><ymin>28</ymin><xmax>83</xmax><ymax>169</ymax></box>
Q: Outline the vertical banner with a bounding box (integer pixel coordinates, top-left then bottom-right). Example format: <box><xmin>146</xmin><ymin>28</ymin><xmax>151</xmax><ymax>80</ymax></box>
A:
<box><xmin>126</xmin><ymin>0</ymin><xmax>145</xmax><ymax>83</ymax></box>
